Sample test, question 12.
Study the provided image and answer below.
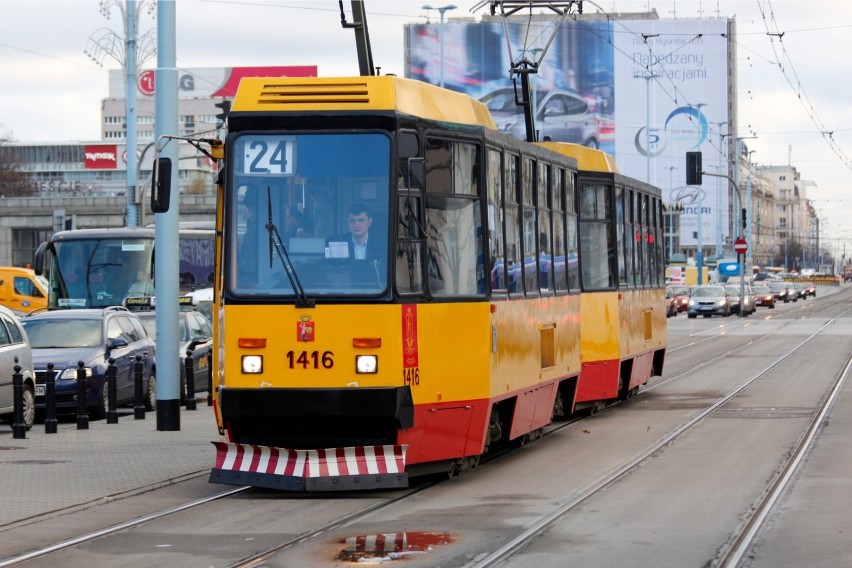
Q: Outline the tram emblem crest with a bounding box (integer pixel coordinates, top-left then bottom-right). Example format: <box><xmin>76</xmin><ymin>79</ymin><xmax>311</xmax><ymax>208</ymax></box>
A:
<box><xmin>297</xmin><ymin>317</ymin><xmax>315</xmax><ymax>342</ymax></box>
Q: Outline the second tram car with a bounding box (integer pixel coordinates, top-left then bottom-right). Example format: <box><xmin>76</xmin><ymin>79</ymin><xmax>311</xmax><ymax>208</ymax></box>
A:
<box><xmin>197</xmin><ymin>76</ymin><xmax>666</xmax><ymax>491</ymax></box>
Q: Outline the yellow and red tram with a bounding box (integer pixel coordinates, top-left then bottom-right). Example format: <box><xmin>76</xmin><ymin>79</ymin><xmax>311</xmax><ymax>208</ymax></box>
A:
<box><xmin>205</xmin><ymin>76</ymin><xmax>666</xmax><ymax>491</ymax></box>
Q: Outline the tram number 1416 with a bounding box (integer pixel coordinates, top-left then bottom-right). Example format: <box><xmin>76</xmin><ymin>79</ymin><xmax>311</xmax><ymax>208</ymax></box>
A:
<box><xmin>286</xmin><ymin>350</ymin><xmax>334</xmax><ymax>369</ymax></box>
<box><xmin>403</xmin><ymin>367</ymin><xmax>420</xmax><ymax>386</ymax></box>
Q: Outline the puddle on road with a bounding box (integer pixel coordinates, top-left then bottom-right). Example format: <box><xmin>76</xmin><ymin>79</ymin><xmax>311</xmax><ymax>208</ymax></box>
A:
<box><xmin>336</xmin><ymin>531</ymin><xmax>453</xmax><ymax>563</ymax></box>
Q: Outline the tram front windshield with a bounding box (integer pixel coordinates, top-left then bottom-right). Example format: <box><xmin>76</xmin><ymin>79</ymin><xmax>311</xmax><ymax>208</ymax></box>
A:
<box><xmin>229</xmin><ymin>132</ymin><xmax>391</xmax><ymax>298</ymax></box>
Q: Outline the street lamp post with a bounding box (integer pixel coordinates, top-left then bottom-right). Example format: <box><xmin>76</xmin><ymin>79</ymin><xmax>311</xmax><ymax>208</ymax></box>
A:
<box><xmin>84</xmin><ymin>0</ymin><xmax>156</xmax><ymax>228</ymax></box>
<box><xmin>423</xmin><ymin>4</ymin><xmax>457</xmax><ymax>88</ymax></box>
<box><xmin>746</xmin><ymin>149</ymin><xmax>757</xmax><ymax>271</ymax></box>
<box><xmin>640</xmin><ymin>71</ymin><xmax>659</xmax><ymax>184</ymax></box>
<box><xmin>713</xmin><ymin>121</ymin><xmax>728</xmax><ymax>259</ymax></box>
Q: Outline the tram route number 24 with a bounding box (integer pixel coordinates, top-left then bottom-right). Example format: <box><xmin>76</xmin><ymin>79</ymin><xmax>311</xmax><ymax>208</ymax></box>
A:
<box><xmin>286</xmin><ymin>350</ymin><xmax>333</xmax><ymax>369</ymax></box>
<box><xmin>403</xmin><ymin>367</ymin><xmax>420</xmax><ymax>386</ymax></box>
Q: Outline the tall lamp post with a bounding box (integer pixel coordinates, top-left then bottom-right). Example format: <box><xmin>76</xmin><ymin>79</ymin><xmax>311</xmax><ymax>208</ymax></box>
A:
<box><xmin>84</xmin><ymin>0</ymin><xmax>156</xmax><ymax>228</ymax></box>
<box><xmin>746</xmin><ymin>149</ymin><xmax>757</xmax><ymax>272</ymax></box>
<box><xmin>640</xmin><ymin>70</ymin><xmax>659</xmax><ymax>184</ymax></box>
<box><xmin>712</xmin><ymin>121</ymin><xmax>728</xmax><ymax>258</ymax></box>
<box><xmin>423</xmin><ymin>4</ymin><xmax>457</xmax><ymax>88</ymax></box>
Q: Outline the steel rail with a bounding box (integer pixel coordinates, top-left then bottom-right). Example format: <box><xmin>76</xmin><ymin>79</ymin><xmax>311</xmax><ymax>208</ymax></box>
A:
<box><xmin>469</xmin><ymin>307</ymin><xmax>852</xmax><ymax>568</ymax></box>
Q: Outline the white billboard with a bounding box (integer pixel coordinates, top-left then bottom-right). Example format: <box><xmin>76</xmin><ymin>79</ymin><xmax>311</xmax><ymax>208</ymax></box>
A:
<box><xmin>613</xmin><ymin>18</ymin><xmax>730</xmax><ymax>249</ymax></box>
<box><xmin>406</xmin><ymin>15</ymin><xmax>734</xmax><ymax>251</ymax></box>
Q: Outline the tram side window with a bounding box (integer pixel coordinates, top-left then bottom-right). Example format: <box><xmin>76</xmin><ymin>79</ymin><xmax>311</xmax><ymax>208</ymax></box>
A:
<box><xmin>486</xmin><ymin>149</ymin><xmax>507</xmax><ymax>292</ymax></box>
<box><xmin>565</xmin><ymin>172</ymin><xmax>579</xmax><ymax>291</ymax></box>
<box><xmin>424</xmin><ymin>138</ymin><xmax>484</xmax><ymax>297</ymax></box>
<box><xmin>521</xmin><ymin>158</ymin><xmax>538</xmax><ymax>295</ymax></box>
<box><xmin>640</xmin><ymin>193</ymin><xmax>650</xmax><ymax>286</ymax></box>
<box><xmin>615</xmin><ymin>185</ymin><xmax>627</xmax><ymax>288</ymax></box>
<box><xmin>505</xmin><ymin>154</ymin><xmax>521</xmax><ymax>295</ymax></box>
<box><xmin>396</xmin><ymin>194</ymin><xmax>424</xmax><ymax>294</ymax></box>
<box><xmin>538</xmin><ymin>162</ymin><xmax>553</xmax><ymax>294</ymax></box>
<box><xmin>551</xmin><ymin>167</ymin><xmax>567</xmax><ymax>293</ymax></box>
<box><xmin>625</xmin><ymin>189</ymin><xmax>637</xmax><ymax>286</ymax></box>
<box><xmin>579</xmin><ymin>182</ymin><xmax>615</xmax><ymax>291</ymax></box>
<box><xmin>655</xmin><ymin>198</ymin><xmax>665</xmax><ymax>286</ymax></box>
<box><xmin>648</xmin><ymin>195</ymin><xmax>659</xmax><ymax>286</ymax></box>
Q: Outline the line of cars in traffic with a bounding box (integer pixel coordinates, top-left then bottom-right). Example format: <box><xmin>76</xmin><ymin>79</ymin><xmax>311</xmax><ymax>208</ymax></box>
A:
<box><xmin>667</xmin><ymin>277</ymin><xmax>816</xmax><ymax>319</ymax></box>
<box><xmin>0</xmin><ymin>291</ymin><xmax>212</xmax><ymax>431</ymax></box>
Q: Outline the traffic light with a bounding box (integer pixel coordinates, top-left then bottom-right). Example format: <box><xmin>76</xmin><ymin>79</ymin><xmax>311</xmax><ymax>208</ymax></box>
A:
<box><xmin>214</xmin><ymin>99</ymin><xmax>231</xmax><ymax>128</ymax></box>
<box><xmin>686</xmin><ymin>151</ymin><xmax>703</xmax><ymax>185</ymax></box>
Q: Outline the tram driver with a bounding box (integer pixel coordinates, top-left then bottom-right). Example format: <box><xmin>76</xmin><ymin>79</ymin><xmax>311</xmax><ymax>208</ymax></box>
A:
<box><xmin>325</xmin><ymin>202</ymin><xmax>377</xmax><ymax>260</ymax></box>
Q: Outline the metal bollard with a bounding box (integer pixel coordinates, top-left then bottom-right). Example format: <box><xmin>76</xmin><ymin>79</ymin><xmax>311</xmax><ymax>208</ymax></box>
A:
<box><xmin>76</xmin><ymin>360</ymin><xmax>89</xmax><ymax>430</ymax></box>
<box><xmin>106</xmin><ymin>358</ymin><xmax>118</xmax><ymax>424</ymax></box>
<box><xmin>184</xmin><ymin>346</ymin><xmax>197</xmax><ymax>411</ymax></box>
<box><xmin>12</xmin><ymin>361</ymin><xmax>25</xmax><ymax>439</ymax></box>
<box><xmin>44</xmin><ymin>363</ymin><xmax>57</xmax><ymax>434</ymax></box>
<box><xmin>207</xmin><ymin>350</ymin><xmax>213</xmax><ymax>407</ymax></box>
<box><xmin>134</xmin><ymin>355</ymin><xmax>145</xmax><ymax>420</ymax></box>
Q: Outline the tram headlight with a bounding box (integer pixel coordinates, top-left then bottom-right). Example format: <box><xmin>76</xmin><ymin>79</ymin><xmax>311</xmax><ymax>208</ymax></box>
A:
<box><xmin>241</xmin><ymin>355</ymin><xmax>263</xmax><ymax>374</ymax></box>
<box><xmin>355</xmin><ymin>355</ymin><xmax>378</xmax><ymax>374</ymax></box>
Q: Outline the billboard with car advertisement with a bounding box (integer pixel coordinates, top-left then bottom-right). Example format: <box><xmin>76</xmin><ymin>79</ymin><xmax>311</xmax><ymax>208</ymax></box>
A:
<box><xmin>405</xmin><ymin>15</ymin><xmax>732</xmax><ymax>248</ymax></box>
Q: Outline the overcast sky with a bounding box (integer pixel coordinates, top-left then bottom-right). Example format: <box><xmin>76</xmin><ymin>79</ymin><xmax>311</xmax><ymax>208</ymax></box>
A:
<box><xmin>1</xmin><ymin>0</ymin><xmax>851</xmax><ymax>257</ymax></box>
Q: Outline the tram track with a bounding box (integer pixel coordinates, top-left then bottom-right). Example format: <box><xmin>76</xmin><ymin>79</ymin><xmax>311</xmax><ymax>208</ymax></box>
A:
<box><xmin>464</xmin><ymin>303</ymin><xmax>852</xmax><ymax>568</ymax></box>
<box><xmin>5</xmin><ymin>289</ymin><xmax>850</xmax><ymax>567</ymax></box>
<box><xmin>0</xmin><ymin>486</ymin><xmax>248</xmax><ymax>568</ymax></box>
<box><xmin>229</xmin><ymin>290</ymin><xmax>852</xmax><ymax>566</ymax></box>
<box><xmin>713</xmin><ymin>352</ymin><xmax>852</xmax><ymax>567</ymax></box>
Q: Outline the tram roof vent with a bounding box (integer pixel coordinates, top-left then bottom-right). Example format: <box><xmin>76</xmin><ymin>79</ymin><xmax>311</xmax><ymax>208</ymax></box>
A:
<box><xmin>255</xmin><ymin>81</ymin><xmax>371</xmax><ymax>107</ymax></box>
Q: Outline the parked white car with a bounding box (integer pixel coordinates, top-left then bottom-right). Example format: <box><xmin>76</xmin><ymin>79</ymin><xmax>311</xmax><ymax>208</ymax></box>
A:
<box><xmin>0</xmin><ymin>305</ymin><xmax>36</xmax><ymax>430</ymax></box>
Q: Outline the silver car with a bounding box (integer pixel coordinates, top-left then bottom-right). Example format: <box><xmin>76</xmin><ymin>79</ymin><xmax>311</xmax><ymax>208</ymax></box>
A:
<box><xmin>0</xmin><ymin>305</ymin><xmax>36</xmax><ymax>430</ymax></box>
<box><xmin>480</xmin><ymin>87</ymin><xmax>601</xmax><ymax>147</ymax></box>
<box><xmin>687</xmin><ymin>285</ymin><xmax>731</xmax><ymax>318</ymax></box>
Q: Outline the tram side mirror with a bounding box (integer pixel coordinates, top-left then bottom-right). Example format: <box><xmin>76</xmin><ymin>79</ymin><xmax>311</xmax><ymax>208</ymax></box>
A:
<box><xmin>405</xmin><ymin>158</ymin><xmax>425</xmax><ymax>190</ymax></box>
<box><xmin>151</xmin><ymin>157</ymin><xmax>172</xmax><ymax>213</ymax></box>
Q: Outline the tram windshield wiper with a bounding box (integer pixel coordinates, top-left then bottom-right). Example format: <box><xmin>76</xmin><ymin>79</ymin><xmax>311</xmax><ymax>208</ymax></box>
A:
<box><xmin>265</xmin><ymin>187</ymin><xmax>314</xmax><ymax>308</ymax></box>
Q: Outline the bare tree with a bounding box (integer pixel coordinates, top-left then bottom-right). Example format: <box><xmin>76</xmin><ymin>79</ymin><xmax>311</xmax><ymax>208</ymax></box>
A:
<box><xmin>0</xmin><ymin>126</ymin><xmax>34</xmax><ymax>197</ymax></box>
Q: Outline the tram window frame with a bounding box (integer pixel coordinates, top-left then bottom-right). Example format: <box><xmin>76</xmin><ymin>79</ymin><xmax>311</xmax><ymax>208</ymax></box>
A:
<box><xmin>626</xmin><ymin>189</ymin><xmax>638</xmax><ymax>287</ymax></box>
<box><xmin>578</xmin><ymin>180</ymin><xmax>616</xmax><ymax>291</ymax></box>
<box><xmin>486</xmin><ymin>147</ymin><xmax>508</xmax><ymax>296</ymax></box>
<box><xmin>565</xmin><ymin>171</ymin><xmax>580</xmax><ymax>292</ymax></box>
<box><xmin>395</xmin><ymin>129</ymin><xmax>426</xmax><ymax>297</ymax></box>
<box><xmin>648</xmin><ymin>194</ymin><xmax>659</xmax><ymax>286</ymax></box>
<box><xmin>654</xmin><ymin>196</ymin><xmax>665</xmax><ymax>286</ymax></box>
<box><xmin>551</xmin><ymin>166</ymin><xmax>568</xmax><ymax>294</ymax></box>
<box><xmin>505</xmin><ymin>153</ymin><xmax>522</xmax><ymax>298</ymax></box>
<box><xmin>423</xmin><ymin>135</ymin><xmax>485</xmax><ymax>298</ymax></box>
<box><xmin>640</xmin><ymin>192</ymin><xmax>651</xmax><ymax>286</ymax></box>
<box><xmin>537</xmin><ymin>162</ymin><xmax>554</xmax><ymax>296</ymax></box>
<box><xmin>521</xmin><ymin>157</ymin><xmax>539</xmax><ymax>297</ymax></box>
<box><xmin>615</xmin><ymin>185</ymin><xmax>628</xmax><ymax>289</ymax></box>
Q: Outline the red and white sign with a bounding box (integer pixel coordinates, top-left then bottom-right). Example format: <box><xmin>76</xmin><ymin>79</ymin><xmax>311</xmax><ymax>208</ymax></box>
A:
<box><xmin>734</xmin><ymin>238</ymin><xmax>748</xmax><ymax>253</ymax></box>
<box><xmin>138</xmin><ymin>69</ymin><xmax>156</xmax><ymax>96</ymax></box>
<box><xmin>83</xmin><ymin>145</ymin><xmax>118</xmax><ymax>169</ymax></box>
<box><xmin>126</xmin><ymin>66</ymin><xmax>318</xmax><ymax>98</ymax></box>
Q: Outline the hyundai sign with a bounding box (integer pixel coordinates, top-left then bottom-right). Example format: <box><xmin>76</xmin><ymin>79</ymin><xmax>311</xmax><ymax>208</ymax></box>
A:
<box><xmin>718</xmin><ymin>262</ymin><xmax>741</xmax><ymax>276</ymax></box>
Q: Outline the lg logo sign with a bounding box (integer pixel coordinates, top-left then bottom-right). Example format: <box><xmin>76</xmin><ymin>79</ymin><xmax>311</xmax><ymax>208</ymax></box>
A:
<box><xmin>138</xmin><ymin>70</ymin><xmax>195</xmax><ymax>96</ymax></box>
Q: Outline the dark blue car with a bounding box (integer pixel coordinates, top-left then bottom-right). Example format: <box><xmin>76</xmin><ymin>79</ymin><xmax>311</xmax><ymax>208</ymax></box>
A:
<box><xmin>22</xmin><ymin>307</ymin><xmax>156</xmax><ymax>419</ymax></box>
